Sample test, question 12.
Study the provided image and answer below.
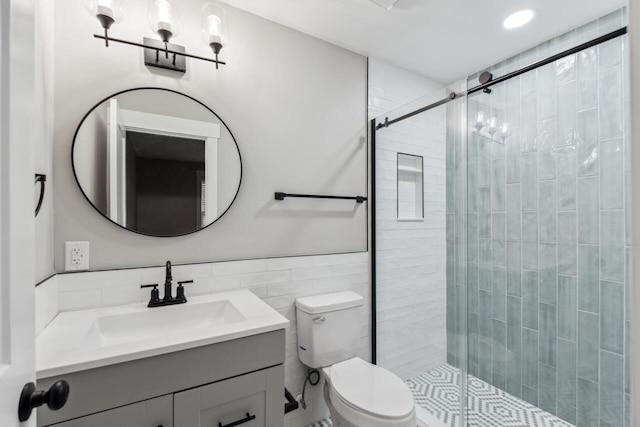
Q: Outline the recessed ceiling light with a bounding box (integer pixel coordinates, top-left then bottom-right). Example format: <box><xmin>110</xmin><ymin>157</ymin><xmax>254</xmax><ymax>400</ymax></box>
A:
<box><xmin>503</xmin><ymin>9</ymin><xmax>535</xmax><ymax>29</ymax></box>
<box><xmin>369</xmin><ymin>0</ymin><xmax>399</xmax><ymax>10</ymax></box>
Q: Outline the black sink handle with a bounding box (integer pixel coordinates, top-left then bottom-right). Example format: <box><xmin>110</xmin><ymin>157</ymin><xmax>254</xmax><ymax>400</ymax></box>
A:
<box><xmin>177</xmin><ymin>280</ymin><xmax>194</xmax><ymax>285</ymax></box>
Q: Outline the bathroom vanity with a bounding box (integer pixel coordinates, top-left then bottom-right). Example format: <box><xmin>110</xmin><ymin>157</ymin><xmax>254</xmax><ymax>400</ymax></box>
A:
<box><xmin>35</xmin><ymin>290</ymin><xmax>288</xmax><ymax>427</ymax></box>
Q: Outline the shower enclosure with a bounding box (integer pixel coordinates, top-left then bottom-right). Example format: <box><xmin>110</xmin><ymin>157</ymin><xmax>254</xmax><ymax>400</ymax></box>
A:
<box><xmin>372</xmin><ymin>9</ymin><xmax>631</xmax><ymax>427</ymax></box>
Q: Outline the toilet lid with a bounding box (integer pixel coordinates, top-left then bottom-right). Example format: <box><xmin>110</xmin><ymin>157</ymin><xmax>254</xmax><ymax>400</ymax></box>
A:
<box><xmin>329</xmin><ymin>358</ymin><xmax>415</xmax><ymax>419</ymax></box>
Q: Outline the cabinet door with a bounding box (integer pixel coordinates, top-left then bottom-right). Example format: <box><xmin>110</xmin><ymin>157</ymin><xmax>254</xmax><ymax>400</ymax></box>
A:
<box><xmin>174</xmin><ymin>365</ymin><xmax>284</xmax><ymax>427</ymax></box>
<box><xmin>48</xmin><ymin>395</ymin><xmax>172</xmax><ymax>427</ymax></box>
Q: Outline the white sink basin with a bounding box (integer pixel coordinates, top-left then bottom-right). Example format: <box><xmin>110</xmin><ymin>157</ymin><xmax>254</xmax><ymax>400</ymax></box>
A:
<box><xmin>37</xmin><ymin>290</ymin><xmax>289</xmax><ymax>378</ymax></box>
<box><xmin>82</xmin><ymin>300</ymin><xmax>247</xmax><ymax>349</ymax></box>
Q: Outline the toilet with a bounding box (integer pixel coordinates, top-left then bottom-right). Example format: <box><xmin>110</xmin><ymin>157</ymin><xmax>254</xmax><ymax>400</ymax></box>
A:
<box><xmin>296</xmin><ymin>292</ymin><xmax>416</xmax><ymax>427</ymax></box>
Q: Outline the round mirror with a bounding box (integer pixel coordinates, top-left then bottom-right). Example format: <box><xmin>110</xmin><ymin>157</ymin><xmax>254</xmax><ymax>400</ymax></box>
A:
<box><xmin>72</xmin><ymin>88</ymin><xmax>242</xmax><ymax>237</ymax></box>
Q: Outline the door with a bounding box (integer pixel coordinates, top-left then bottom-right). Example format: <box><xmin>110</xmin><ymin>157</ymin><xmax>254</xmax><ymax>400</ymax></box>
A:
<box><xmin>107</xmin><ymin>98</ymin><xmax>127</xmax><ymax>226</ymax></box>
<box><xmin>0</xmin><ymin>0</ymin><xmax>37</xmax><ymax>426</ymax></box>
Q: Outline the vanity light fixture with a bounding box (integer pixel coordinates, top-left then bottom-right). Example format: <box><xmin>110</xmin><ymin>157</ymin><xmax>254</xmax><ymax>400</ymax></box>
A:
<box><xmin>86</xmin><ymin>1</ymin><xmax>228</xmax><ymax>73</ymax></box>
<box><xmin>474</xmin><ymin>114</ymin><xmax>512</xmax><ymax>145</ymax></box>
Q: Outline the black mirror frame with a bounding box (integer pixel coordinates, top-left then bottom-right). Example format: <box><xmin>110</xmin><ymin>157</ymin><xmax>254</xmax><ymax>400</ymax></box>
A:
<box><xmin>71</xmin><ymin>87</ymin><xmax>243</xmax><ymax>238</ymax></box>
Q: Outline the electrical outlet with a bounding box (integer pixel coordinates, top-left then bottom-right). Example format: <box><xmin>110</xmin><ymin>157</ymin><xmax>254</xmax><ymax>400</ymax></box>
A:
<box><xmin>65</xmin><ymin>241</ymin><xmax>90</xmax><ymax>271</ymax></box>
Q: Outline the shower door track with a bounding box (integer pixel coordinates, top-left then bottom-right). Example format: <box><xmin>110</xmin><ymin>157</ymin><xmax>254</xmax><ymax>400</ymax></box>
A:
<box><xmin>374</xmin><ymin>26</ymin><xmax>627</xmax><ymax>131</ymax></box>
<box><xmin>369</xmin><ymin>24</ymin><xmax>628</xmax><ymax>365</ymax></box>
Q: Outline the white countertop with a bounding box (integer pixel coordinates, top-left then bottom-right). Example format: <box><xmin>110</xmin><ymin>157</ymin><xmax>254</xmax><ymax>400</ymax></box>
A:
<box><xmin>37</xmin><ymin>289</ymin><xmax>289</xmax><ymax>379</ymax></box>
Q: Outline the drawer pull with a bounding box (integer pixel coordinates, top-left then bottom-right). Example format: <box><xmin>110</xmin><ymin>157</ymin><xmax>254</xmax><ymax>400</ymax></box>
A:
<box><xmin>218</xmin><ymin>412</ymin><xmax>256</xmax><ymax>427</ymax></box>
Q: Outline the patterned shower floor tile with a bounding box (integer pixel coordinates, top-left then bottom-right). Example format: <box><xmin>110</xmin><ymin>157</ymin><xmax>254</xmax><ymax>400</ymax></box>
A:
<box><xmin>306</xmin><ymin>364</ymin><xmax>573</xmax><ymax>427</ymax></box>
<box><xmin>306</xmin><ymin>418</ymin><xmax>332</xmax><ymax>427</ymax></box>
<box><xmin>407</xmin><ymin>364</ymin><xmax>575</xmax><ymax>427</ymax></box>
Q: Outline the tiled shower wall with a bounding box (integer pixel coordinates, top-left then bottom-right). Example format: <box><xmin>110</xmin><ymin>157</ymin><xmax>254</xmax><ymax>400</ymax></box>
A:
<box><xmin>447</xmin><ymin>9</ymin><xmax>631</xmax><ymax>426</ymax></box>
<box><xmin>374</xmin><ymin>107</ymin><xmax>448</xmax><ymax>381</ymax></box>
<box><xmin>370</xmin><ymin>59</ymin><xmax>449</xmax><ymax>381</ymax></box>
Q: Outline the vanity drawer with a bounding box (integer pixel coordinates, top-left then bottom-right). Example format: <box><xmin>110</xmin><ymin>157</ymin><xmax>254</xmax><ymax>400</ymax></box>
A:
<box><xmin>47</xmin><ymin>395</ymin><xmax>172</xmax><ymax>427</ymax></box>
<box><xmin>174</xmin><ymin>365</ymin><xmax>284</xmax><ymax>427</ymax></box>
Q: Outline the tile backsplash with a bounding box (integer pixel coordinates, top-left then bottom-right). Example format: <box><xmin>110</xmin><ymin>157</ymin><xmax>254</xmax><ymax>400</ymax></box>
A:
<box><xmin>35</xmin><ymin>251</ymin><xmax>370</xmax><ymax>427</ymax></box>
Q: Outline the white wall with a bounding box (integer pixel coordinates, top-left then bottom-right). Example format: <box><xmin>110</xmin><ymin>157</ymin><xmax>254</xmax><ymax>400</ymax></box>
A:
<box><xmin>34</xmin><ymin>0</ymin><xmax>55</xmax><ymax>282</ymax></box>
<box><xmin>52</xmin><ymin>0</ymin><xmax>368</xmax><ymax>271</ymax></box>
<box><xmin>369</xmin><ymin>58</ymin><xmax>448</xmax><ymax>380</ymax></box>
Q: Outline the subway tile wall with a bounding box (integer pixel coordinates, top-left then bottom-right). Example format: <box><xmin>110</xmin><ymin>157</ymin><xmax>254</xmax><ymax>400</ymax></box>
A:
<box><xmin>370</xmin><ymin>59</ymin><xmax>448</xmax><ymax>381</ymax></box>
<box><xmin>35</xmin><ymin>252</ymin><xmax>370</xmax><ymax>427</ymax></box>
<box><xmin>447</xmin><ymin>9</ymin><xmax>631</xmax><ymax>426</ymax></box>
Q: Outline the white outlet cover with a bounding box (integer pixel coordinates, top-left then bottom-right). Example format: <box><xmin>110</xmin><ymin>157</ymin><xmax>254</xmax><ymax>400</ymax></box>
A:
<box><xmin>65</xmin><ymin>241</ymin><xmax>90</xmax><ymax>271</ymax></box>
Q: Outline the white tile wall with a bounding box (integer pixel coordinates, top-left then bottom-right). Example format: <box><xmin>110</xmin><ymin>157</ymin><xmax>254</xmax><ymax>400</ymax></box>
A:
<box><xmin>369</xmin><ymin>58</ymin><xmax>448</xmax><ymax>380</ymax></box>
<box><xmin>35</xmin><ymin>275</ymin><xmax>58</xmax><ymax>336</ymax></box>
<box><xmin>34</xmin><ymin>252</ymin><xmax>370</xmax><ymax>427</ymax></box>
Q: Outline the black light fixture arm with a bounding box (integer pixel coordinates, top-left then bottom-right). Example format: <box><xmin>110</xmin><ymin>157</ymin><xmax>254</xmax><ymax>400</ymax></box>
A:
<box><xmin>93</xmin><ymin>34</ymin><xmax>226</xmax><ymax>67</ymax></box>
<box><xmin>275</xmin><ymin>192</ymin><xmax>367</xmax><ymax>203</ymax></box>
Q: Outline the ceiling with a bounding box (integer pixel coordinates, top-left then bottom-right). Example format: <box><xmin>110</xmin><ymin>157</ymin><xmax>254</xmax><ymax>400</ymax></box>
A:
<box><xmin>222</xmin><ymin>0</ymin><xmax>626</xmax><ymax>84</ymax></box>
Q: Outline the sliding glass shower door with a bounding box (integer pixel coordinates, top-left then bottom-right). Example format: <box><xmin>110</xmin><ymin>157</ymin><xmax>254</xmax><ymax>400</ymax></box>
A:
<box><xmin>464</xmin><ymin>10</ymin><xmax>631</xmax><ymax>426</ymax></box>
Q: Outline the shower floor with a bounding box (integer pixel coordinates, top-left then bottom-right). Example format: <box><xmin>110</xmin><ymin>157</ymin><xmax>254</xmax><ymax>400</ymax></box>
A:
<box><xmin>306</xmin><ymin>364</ymin><xmax>573</xmax><ymax>427</ymax></box>
<box><xmin>407</xmin><ymin>364</ymin><xmax>574</xmax><ymax>427</ymax></box>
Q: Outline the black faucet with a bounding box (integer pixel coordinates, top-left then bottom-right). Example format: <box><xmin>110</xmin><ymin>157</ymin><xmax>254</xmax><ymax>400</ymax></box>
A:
<box><xmin>141</xmin><ymin>260</ymin><xmax>193</xmax><ymax>308</ymax></box>
<box><xmin>164</xmin><ymin>260</ymin><xmax>173</xmax><ymax>302</ymax></box>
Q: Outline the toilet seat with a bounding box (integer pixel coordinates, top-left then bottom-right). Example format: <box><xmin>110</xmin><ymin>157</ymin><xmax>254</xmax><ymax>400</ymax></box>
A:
<box><xmin>325</xmin><ymin>357</ymin><xmax>416</xmax><ymax>426</ymax></box>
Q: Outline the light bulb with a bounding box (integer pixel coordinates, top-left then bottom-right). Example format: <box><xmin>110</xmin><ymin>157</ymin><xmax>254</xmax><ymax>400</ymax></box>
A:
<box><xmin>86</xmin><ymin>0</ymin><xmax>123</xmax><ymax>46</ymax></box>
<box><xmin>202</xmin><ymin>2</ymin><xmax>228</xmax><ymax>53</ymax></box>
<box><xmin>499</xmin><ymin>122</ymin><xmax>511</xmax><ymax>142</ymax></box>
<box><xmin>85</xmin><ymin>0</ymin><xmax>124</xmax><ymax>26</ymax></box>
<box><xmin>156</xmin><ymin>0</ymin><xmax>173</xmax><ymax>32</ymax></box>
<box><xmin>149</xmin><ymin>0</ymin><xmax>181</xmax><ymax>41</ymax></box>
<box><xmin>487</xmin><ymin>117</ymin><xmax>498</xmax><ymax>136</ymax></box>
<box><xmin>206</xmin><ymin>15</ymin><xmax>223</xmax><ymax>44</ymax></box>
<box><xmin>475</xmin><ymin>111</ymin><xmax>485</xmax><ymax>131</ymax></box>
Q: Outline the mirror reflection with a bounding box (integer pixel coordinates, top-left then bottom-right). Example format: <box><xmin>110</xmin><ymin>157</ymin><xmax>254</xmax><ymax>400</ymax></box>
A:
<box><xmin>72</xmin><ymin>88</ymin><xmax>242</xmax><ymax>237</ymax></box>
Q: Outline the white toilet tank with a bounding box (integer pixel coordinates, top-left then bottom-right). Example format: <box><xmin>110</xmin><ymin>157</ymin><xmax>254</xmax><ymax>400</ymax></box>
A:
<box><xmin>295</xmin><ymin>291</ymin><xmax>364</xmax><ymax>368</ymax></box>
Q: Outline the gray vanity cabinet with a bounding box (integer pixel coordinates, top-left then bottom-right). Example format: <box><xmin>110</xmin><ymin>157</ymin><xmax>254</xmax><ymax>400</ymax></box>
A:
<box><xmin>49</xmin><ymin>395</ymin><xmax>173</xmax><ymax>427</ymax></box>
<box><xmin>174</xmin><ymin>365</ymin><xmax>283</xmax><ymax>427</ymax></box>
<box><xmin>37</xmin><ymin>330</ymin><xmax>285</xmax><ymax>427</ymax></box>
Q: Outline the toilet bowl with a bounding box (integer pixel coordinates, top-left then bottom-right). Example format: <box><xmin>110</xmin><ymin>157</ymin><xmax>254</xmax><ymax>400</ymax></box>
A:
<box><xmin>321</xmin><ymin>357</ymin><xmax>416</xmax><ymax>427</ymax></box>
<box><xmin>295</xmin><ymin>292</ymin><xmax>416</xmax><ymax>427</ymax></box>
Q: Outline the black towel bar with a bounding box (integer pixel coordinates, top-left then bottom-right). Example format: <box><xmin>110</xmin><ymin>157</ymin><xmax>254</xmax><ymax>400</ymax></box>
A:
<box><xmin>274</xmin><ymin>192</ymin><xmax>367</xmax><ymax>203</ymax></box>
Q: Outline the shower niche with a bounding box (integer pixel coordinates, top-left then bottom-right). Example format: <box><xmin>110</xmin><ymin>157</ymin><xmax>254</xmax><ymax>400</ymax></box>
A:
<box><xmin>397</xmin><ymin>153</ymin><xmax>424</xmax><ymax>220</ymax></box>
